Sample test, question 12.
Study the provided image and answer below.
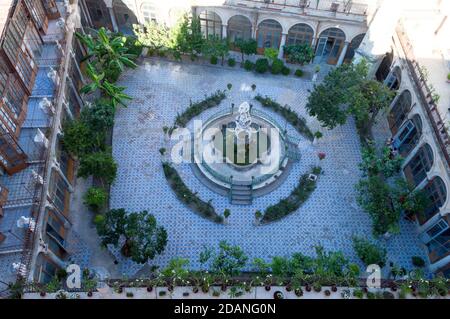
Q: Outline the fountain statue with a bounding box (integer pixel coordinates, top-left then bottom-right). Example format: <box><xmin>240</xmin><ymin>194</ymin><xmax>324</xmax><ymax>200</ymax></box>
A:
<box><xmin>235</xmin><ymin>102</ymin><xmax>253</xmax><ymax>137</ymax></box>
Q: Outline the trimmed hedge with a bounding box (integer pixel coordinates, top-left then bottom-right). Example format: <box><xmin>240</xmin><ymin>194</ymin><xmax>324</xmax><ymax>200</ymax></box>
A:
<box><xmin>175</xmin><ymin>90</ymin><xmax>226</xmax><ymax>127</ymax></box>
<box><xmin>162</xmin><ymin>163</ymin><xmax>224</xmax><ymax>223</ymax></box>
<box><xmin>261</xmin><ymin>167</ymin><xmax>321</xmax><ymax>223</ymax></box>
<box><xmin>271</xmin><ymin>59</ymin><xmax>284</xmax><ymax>74</ymax></box>
<box><xmin>244</xmin><ymin>60</ymin><xmax>254</xmax><ymax>71</ymax></box>
<box><xmin>255</xmin><ymin>95</ymin><xmax>314</xmax><ymax>140</ymax></box>
<box><xmin>227</xmin><ymin>58</ymin><xmax>236</xmax><ymax>67</ymax></box>
<box><xmin>255</xmin><ymin>58</ymin><xmax>269</xmax><ymax>73</ymax></box>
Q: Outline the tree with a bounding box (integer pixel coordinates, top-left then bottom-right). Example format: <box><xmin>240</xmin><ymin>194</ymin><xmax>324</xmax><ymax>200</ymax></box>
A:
<box><xmin>352</xmin><ymin>236</ymin><xmax>387</xmax><ymax>267</ymax></box>
<box><xmin>76</xmin><ymin>27</ymin><xmax>137</xmax><ymax>83</ymax></box>
<box><xmin>306</xmin><ymin>60</ymin><xmax>393</xmax><ymax>137</ymax></box>
<box><xmin>80</xmin><ymin>63</ymin><xmax>132</xmax><ymax>108</ymax></box>
<box><xmin>172</xmin><ymin>14</ymin><xmax>204</xmax><ymax>59</ymax></box>
<box><xmin>77</xmin><ymin>150</ymin><xmax>118</xmax><ymax>185</ymax></box>
<box><xmin>83</xmin><ymin>187</ymin><xmax>108</xmax><ymax>212</ymax></box>
<box><xmin>263</xmin><ymin>48</ymin><xmax>279</xmax><ymax>64</ymax></box>
<box><xmin>356</xmin><ymin>176</ymin><xmax>401</xmax><ymax>236</ymax></box>
<box><xmin>200</xmin><ymin>241</ymin><xmax>248</xmax><ymax>276</ymax></box>
<box><xmin>284</xmin><ymin>44</ymin><xmax>314</xmax><ymax>65</ymax></box>
<box><xmin>202</xmin><ymin>35</ymin><xmax>229</xmax><ymax>65</ymax></box>
<box><xmin>96</xmin><ymin>209</ymin><xmax>168</xmax><ymax>264</ymax></box>
<box><xmin>234</xmin><ymin>38</ymin><xmax>257</xmax><ymax>61</ymax></box>
<box><xmin>133</xmin><ymin>21</ymin><xmax>172</xmax><ymax>52</ymax></box>
<box><xmin>359</xmin><ymin>141</ymin><xmax>403</xmax><ymax>178</ymax></box>
<box><xmin>62</xmin><ymin>119</ymin><xmax>100</xmax><ymax>157</ymax></box>
<box><xmin>392</xmin><ymin>179</ymin><xmax>430</xmax><ymax>218</ymax></box>
<box><xmin>81</xmin><ymin>98</ymin><xmax>115</xmax><ymax>132</ymax></box>
<box><xmin>123</xmin><ymin>211</ymin><xmax>168</xmax><ymax>263</ymax></box>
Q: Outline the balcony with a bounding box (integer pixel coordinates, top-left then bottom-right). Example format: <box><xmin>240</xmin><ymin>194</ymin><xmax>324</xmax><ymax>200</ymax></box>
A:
<box><xmin>224</xmin><ymin>0</ymin><xmax>368</xmax><ymax>21</ymax></box>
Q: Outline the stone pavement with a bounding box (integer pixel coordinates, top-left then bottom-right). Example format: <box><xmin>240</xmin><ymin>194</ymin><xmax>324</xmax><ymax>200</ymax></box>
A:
<box><xmin>109</xmin><ymin>59</ymin><xmax>429</xmax><ymax>277</ymax></box>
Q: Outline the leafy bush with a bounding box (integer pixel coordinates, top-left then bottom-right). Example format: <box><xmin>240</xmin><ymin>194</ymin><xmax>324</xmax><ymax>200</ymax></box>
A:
<box><xmin>255</xmin><ymin>95</ymin><xmax>314</xmax><ymax>140</ymax></box>
<box><xmin>210</xmin><ymin>56</ymin><xmax>218</xmax><ymax>65</ymax></box>
<box><xmin>81</xmin><ymin>98</ymin><xmax>115</xmax><ymax>132</ymax></box>
<box><xmin>294</xmin><ymin>69</ymin><xmax>304</xmax><ymax>77</ymax></box>
<box><xmin>263</xmin><ymin>48</ymin><xmax>279</xmax><ymax>63</ymax></box>
<box><xmin>261</xmin><ymin>167</ymin><xmax>320</xmax><ymax>223</ymax></box>
<box><xmin>77</xmin><ymin>150</ymin><xmax>118</xmax><ymax>185</ymax></box>
<box><xmin>411</xmin><ymin>256</ymin><xmax>425</xmax><ymax>268</ymax></box>
<box><xmin>84</xmin><ymin>187</ymin><xmax>108</xmax><ymax>212</ymax></box>
<box><xmin>227</xmin><ymin>58</ymin><xmax>236</xmax><ymax>67</ymax></box>
<box><xmin>124</xmin><ymin>36</ymin><xmax>143</xmax><ymax>58</ymax></box>
<box><xmin>255</xmin><ymin>58</ymin><xmax>269</xmax><ymax>73</ymax></box>
<box><xmin>281</xmin><ymin>66</ymin><xmax>291</xmax><ymax>75</ymax></box>
<box><xmin>244</xmin><ymin>60</ymin><xmax>254</xmax><ymax>71</ymax></box>
<box><xmin>352</xmin><ymin>236</ymin><xmax>387</xmax><ymax>267</ymax></box>
<box><xmin>271</xmin><ymin>59</ymin><xmax>284</xmax><ymax>74</ymax></box>
<box><xmin>162</xmin><ymin>163</ymin><xmax>223</xmax><ymax>223</ymax></box>
<box><xmin>175</xmin><ymin>90</ymin><xmax>226</xmax><ymax>127</ymax></box>
<box><xmin>284</xmin><ymin>44</ymin><xmax>314</xmax><ymax>65</ymax></box>
<box><xmin>62</xmin><ymin>119</ymin><xmax>102</xmax><ymax>157</ymax></box>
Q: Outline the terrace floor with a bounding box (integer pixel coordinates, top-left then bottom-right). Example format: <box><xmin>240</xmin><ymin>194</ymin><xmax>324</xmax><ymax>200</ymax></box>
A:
<box><xmin>108</xmin><ymin>59</ymin><xmax>429</xmax><ymax>278</ymax></box>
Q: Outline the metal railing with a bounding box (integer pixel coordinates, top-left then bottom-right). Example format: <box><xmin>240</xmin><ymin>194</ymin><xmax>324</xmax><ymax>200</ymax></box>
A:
<box><xmin>396</xmin><ymin>22</ymin><xmax>450</xmax><ymax>170</ymax></box>
<box><xmin>225</xmin><ymin>0</ymin><xmax>368</xmax><ymax>16</ymax></box>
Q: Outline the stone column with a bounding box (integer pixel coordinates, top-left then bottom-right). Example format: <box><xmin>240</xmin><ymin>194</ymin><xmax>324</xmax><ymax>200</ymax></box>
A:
<box><xmin>353</xmin><ymin>0</ymin><xmax>406</xmax><ymax>78</ymax></box>
<box><xmin>222</xmin><ymin>24</ymin><xmax>227</xmax><ymax>39</ymax></box>
<box><xmin>278</xmin><ymin>33</ymin><xmax>287</xmax><ymax>59</ymax></box>
<box><xmin>252</xmin><ymin>25</ymin><xmax>257</xmax><ymax>39</ymax></box>
<box><xmin>103</xmin><ymin>0</ymin><xmax>118</xmax><ymax>32</ymax></box>
<box><xmin>337</xmin><ymin>41</ymin><xmax>349</xmax><ymax>66</ymax></box>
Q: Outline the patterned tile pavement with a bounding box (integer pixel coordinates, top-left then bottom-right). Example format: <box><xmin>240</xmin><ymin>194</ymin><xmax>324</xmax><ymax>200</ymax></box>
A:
<box><xmin>109</xmin><ymin>59</ymin><xmax>429</xmax><ymax>277</ymax></box>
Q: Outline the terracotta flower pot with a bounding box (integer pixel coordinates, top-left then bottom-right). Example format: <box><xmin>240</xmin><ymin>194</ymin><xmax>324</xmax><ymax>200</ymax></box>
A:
<box><xmin>265</xmin><ymin>285</ymin><xmax>271</xmax><ymax>291</ymax></box>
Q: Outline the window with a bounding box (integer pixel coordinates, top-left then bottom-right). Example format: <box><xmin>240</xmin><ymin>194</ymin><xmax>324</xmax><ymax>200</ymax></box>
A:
<box><xmin>287</xmin><ymin>23</ymin><xmax>314</xmax><ymax>46</ymax></box>
<box><xmin>199</xmin><ymin>11</ymin><xmax>222</xmax><ymax>38</ymax></box>
<box><xmin>257</xmin><ymin>20</ymin><xmax>282</xmax><ymax>50</ymax></box>
<box><xmin>427</xmin><ymin>228</ymin><xmax>450</xmax><ymax>261</ymax></box>
<box><xmin>49</xmin><ymin>170</ymin><xmax>70</xmax><ymax>216</ymax></box>
<box><xmin>344</xmin><ymin>33</ymin><xmax>365</xmax><ymax>62</ymax></box>
<box><xmin>421</xmin><ymin>177</ymin><xmax>447</xmax><ymax>223</ymax></box>
<box><xmin>141</xmin><ymin>2</ymin><xmax>157</xmax><ymax>23</ymax></box>
<box><xmin>315</xmin><ymin>28</ymin><xmax>346</xmax><ymax>65</ymax></box>
<box><xmin>36</xmin><ymin>255</ymin><xmax>59</xmax><ymax>284</ymax></box>
<box><xmin>403</xmin><ymin>144</ymin><xmax>433</xmax><ymax>187</ymax></box>
<box><xmin>388</xmin><ymin>90</ymin><xmax>412</xmax><ymax>134</ymax></box>
<box><xmin>375</xmin><ymin>51</ymin><xmax>394</xmax><ymax>82</ymax></box>
<box><xmin>385</xmin><ymin>66</ymin><xmax>402</xmax><ymax>90</ymax></box>
<box><xmin>227</xmin><ymin>15</ymin><xmax>252</xmax><ymax>42</ymax></box>
<box><xmin>45</xmin><ymin>211</ymin><xmax>67</xmax><ymax>258</ymax></box>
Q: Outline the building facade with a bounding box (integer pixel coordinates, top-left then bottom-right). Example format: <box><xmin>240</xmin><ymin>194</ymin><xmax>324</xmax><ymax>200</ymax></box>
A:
<box><xmin>0</xmin><ymin>0</ymin><xmax>92</xmax><ymax>293</ymax></box>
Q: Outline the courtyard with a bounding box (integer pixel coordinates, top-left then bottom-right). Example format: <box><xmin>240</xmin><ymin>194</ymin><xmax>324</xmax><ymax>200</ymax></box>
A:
<box><xmin>106</xmin><ymin>59</ymin><xmax>428</xmax><ymax>277</ymax></box>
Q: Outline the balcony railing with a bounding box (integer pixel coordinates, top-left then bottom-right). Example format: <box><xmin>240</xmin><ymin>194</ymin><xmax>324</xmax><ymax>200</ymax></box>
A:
<box><xmin>396</xmin><ymin>22</ymin><xmax>450</xmax><ymax>170</ymax></box>
<box><xmin>225</xmin><ymin>0</ymin><xmax>368</xmax><ymax>16</ymax></box>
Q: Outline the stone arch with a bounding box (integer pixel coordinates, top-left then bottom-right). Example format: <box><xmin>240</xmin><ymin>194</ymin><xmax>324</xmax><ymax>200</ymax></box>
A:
<box><xmin>227</xmin><ymin>15</ymin><xmax>252</xmax><ymax>42</ymax></box>
<box><xmin>375</xmin><ymin>50</ymin><xmax>394</xmax><ymax>82</ymax></box>
<box><xmin>256</xmin><ymin>19</ymin><xmax>283</xmax><ymax>54</ymax></box>
<box><xmin>344</xmin><ymin>33</ymin><xmax>365</xmax><ymax>62</ymax></box>
<box><xmin>315</xmin><ymin>27</ymin><xmax>346</xmax><ymax>65</ymax></box>
<box><xmin>421</xmin><ymin>176</ymin><xmax>447</xmax><ymax>224</ymax></box>
<box><xmin>403</xmin><ymin>143</ymin><xmax>434</xmax><ymax>187</ymax></box>
<box><xmin>199</xmin><ymin>10</ymin><xmax>223</xmax><ymax>38</ymax></box>
<box><xmin>286</xmin><ymin>23</ymin><xmax>314</xmax><ymax>46</ymax></box>
<box><xmin>388</xmin><ymin>89</ymin><xmax>412</xmax><ymax>134</ymax></box>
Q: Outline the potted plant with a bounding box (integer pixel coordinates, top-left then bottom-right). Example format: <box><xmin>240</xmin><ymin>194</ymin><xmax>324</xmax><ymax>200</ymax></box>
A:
<box><xmin>192</xmin><ymin>286</ymin><xmax>199</xmax><ymax>293</ymax></box>
<box><xmin>254</xmin><ymin>210</ymin><xmax>262</xmax><ymax>225</ymax></box>
<box><xmin>294</xmin><ymin>288</ymin><xmax>303</xmax><ymax>297</ymax></box>
<box><xmin>87</xmin><ymin>291</ymin><xmax>93</xmax><ymax>297</ymax></box>
<box><xmin>313</xmin><ymin>281</ymin><xmax>322</xmax><ymax>292</ymax></box>
<box><xmin>312</xmin><ymin>65</ymin><xmax>320</xmax><ymax>82</ymax></box>
<box><xmin>331</xmin><ymin>284</ymin><xmax>338</xmax><ymax>292</ymax></box>
<box><xmin>324</xmin><ymin>289</ymin><xmax>331</xmax><ymax>296</ymax></box>
<box><xmin>273</xmin><ymin>291</ymin><xmax>284</xmax><ymax>299</ymax></box>
<box><xmin>447</xmin><ymin>73</ymin><xmax>450</xmax><ymax>83</ymax></box>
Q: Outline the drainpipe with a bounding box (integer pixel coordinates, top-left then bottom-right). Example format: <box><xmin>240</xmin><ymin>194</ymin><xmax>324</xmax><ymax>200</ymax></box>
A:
<box><xmin>103</xmin><ymin>0</ymin><xmax>118</xmax><ymax>32</ymax></box>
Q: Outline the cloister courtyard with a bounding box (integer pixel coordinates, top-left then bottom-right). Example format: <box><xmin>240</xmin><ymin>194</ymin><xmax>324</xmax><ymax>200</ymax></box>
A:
<box><xmin>104</xmin><ymin>58</ymin><xmax>428</xmax><ymax>277</ymax></box>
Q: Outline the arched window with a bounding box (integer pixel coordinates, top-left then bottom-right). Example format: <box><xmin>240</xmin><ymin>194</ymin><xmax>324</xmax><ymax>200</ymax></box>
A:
<box><xmin>403</xmin><ymin>144</ymin><xmax>433</xmax><ymax>187</ymax></box>
<box><xmin>315</xmin><ymin>28</ymin><xmax>346</xmax><ymax>65</ymax></box>
<box><xmin>141</xmin><ymin>2</ymin><xmax>157</xmax><ymax>23</ymax></box>
<box><xmin>257</xmin><ymin>19</ymin><xmax>282</xmax><ymax>53</ymax></box>
<box><xmin>389</xmin><ymin>90</ymin><xmax>412</xmax><ymax>134</ymax></box>
<box><xmin>421</xmin><ymin>177</ymin><xmax>447</xmax><ymax>223</ymax></box>
<box><xmin>199</xmin><ymin>10</ymin><xmax>222</xmax><ymax>38</ymax></box>
<box><xmin>344</xmin><ymin>33</ymin><xmax>365</xmax><ymax>62</ymax></box>
<box><xmin>113</xmin><ymin>0</ymin><xmax>138</xmax><ymax>33</ymax></box>
<box><xmin>394</xmin><ymin>114</ymin><xmax>422</xmax><ymax>157</ymax></box>
<box><xmin>227</xmin><ymin>15</ymin><xmax>252</xmax><ymax>42</ymax></box>
<box><xmin>287</xmin><ymin>23</ymin><xmax>314</xmax><ymax>46</ymax></box>
<box><xmin>385</xmin><ymin>66</ymin><xmax>402</xmax><ymax>90</ymax></box>
<box><xmin>375</xmin><ymin>51</ymin><xmax>393</xmax><ymax>82</ymax></box>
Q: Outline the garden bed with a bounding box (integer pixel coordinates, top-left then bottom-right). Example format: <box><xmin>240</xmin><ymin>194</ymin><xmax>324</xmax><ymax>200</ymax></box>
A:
<box><xmin>254</xmin><ymin>95</ymin><xmax>314</xmax><ymax>141</ymax></box>
<box><xmin>261</xmin><ymin>167</ymin><xmax>321</xmax><ymax>224</ymax></box>
<box><xmin>162</xmin><ymin>162</ymin><xmax>223</xmax><ymax>223</ymax></box>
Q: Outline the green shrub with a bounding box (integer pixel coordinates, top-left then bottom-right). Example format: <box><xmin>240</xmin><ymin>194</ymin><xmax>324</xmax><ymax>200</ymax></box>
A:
<box><xmin>353</xmin><ymin>288</ymin><xmax>364</xmax><ymax>299</ymax></box>
<box><xmin>271</xmin><ymin>59</ymin><xmax>284</xmax><ymax>74</ymax></box>
<box><xmin>352</xmin><ymin>236</ymin><xmax>387</xmax><ymax>267</ymax></box>
<box><xmin>411</xmin><ymin>256</ymin><xmax>425</xmax><ymax>268</ymax></box>
<box><xmin>295</xmin><ymin>69</ymin><xmax>303</xmax><ymax>77</ymax></box>
<box><xmin>84</xmin><ymin>187</ymin><xmax>108</xmax><ymax>212</ymax></box>
<box><xmin>210</xmin><ymin>56</ymin><xmax>218</xmax><ymax>65</ymax></box>
<box><xmin>124</xmin><ymin>36</ymin><xmax>143</xmax><ymax>58</ymax></box>
<box><xmin>162</xmin><ymin>163</ymin><xmax>223</xmax><ymax>223</ymax></box>
<box><xmin>62</xmin><ymin>119</ymin><xmax>102</xmax><ymax>157</ymax></box>
<box><xmin>227</xmin><ymin>58</ymin><xmax>236</xmax><ymax>67</ymax></box>
<box><xmin>77</xmin><ymin>150</ymin><xmax>118</xmax><ymax>185</ymax></box>
<box><xmin>261</xmin><ymin>168</ymin><xmax>319</xmax><ymax>223</ymax></box>
<box><xmin>174</xmin><ymin>90</ymin><xmax>226</xmax><ymax>127</ymax></box>
<box><xmin>81</xmin><ymin>98</ymin><xmax>115</xmax><ymax>131</ymax></box>
<box><xmin>447</xmin><ymin>73</ymin><xmax>450</xmax><ymax>80</ymax></box>
<box><xmin>255</xmin><ymin>58</ymin><xmax>269</xmax><ymax>73</ymax></box>
<box><xmin>281</xmin><ymin>66</ymin><xmax>290</xmax><ymax>75</ymax></box>
<box><xmin>284</xmin><ymin>44</ymin><xmax>314</xmax><ymax>65</ymax></box>
<box><xmin>244</xmin><ymin>60</ymin><xmax>254</xmax><ymax>71</ymax></box>
<box><xmin>255</xmin><ymin>95</ymin><xmax>314</xmax><ymax>140</ymax></box>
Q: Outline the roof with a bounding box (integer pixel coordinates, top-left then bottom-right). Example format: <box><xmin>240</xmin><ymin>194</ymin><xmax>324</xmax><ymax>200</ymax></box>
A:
<box><xmin>0</xmin><ymin>0</ymin><xmax>15</xmax><ymax>39</ymax></box>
